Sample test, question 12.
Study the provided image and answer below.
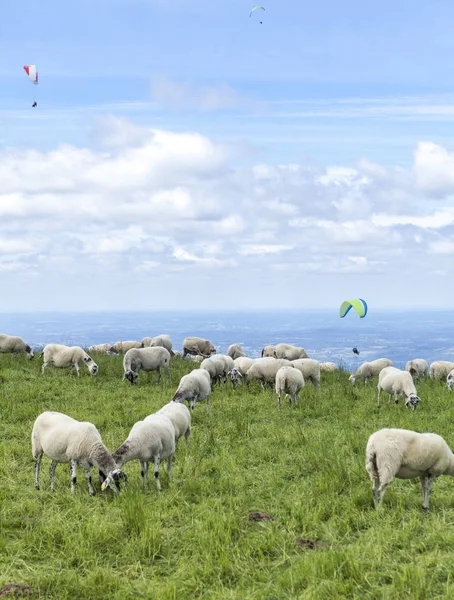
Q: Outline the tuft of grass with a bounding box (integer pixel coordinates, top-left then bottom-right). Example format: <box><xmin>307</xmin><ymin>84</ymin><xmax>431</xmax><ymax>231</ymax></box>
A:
<box><xmin>2</xmin><ymin>354</ymin><xmax>454</xmax><ymax>598</ymax></box>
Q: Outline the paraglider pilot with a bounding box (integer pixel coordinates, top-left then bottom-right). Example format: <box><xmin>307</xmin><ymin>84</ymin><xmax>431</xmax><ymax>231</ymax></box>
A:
<box><xmin>32</xmin><ymin>102</ymin><xmax>37</xmax><ymax>108</ymax></box>
<box><xmin>352</xmin><ymin>347</ymin><xmax>360</xmax><ymax>356</ymax></box>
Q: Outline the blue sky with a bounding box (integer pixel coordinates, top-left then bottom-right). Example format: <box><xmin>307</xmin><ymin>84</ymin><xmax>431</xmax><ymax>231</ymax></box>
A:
<box><xmin>1</xmin><ymin>0</ymin><xmax>454</xmax><ymax>310</ymax></box>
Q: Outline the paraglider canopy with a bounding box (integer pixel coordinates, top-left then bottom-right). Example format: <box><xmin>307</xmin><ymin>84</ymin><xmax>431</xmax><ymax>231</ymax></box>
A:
<box><xmin>339</xmin><ymin>298</ymin><xmax>368</xmax><ymax>319</ymax></box>
<box><xmin>24</xmin><ymin>65</ymin><xmax>38</xmax><ymax>84</ymax></box>
<box><xmin>249</xmin><ymin>6</ymin><xmax>265</xmax><ymax>18</ymax></box>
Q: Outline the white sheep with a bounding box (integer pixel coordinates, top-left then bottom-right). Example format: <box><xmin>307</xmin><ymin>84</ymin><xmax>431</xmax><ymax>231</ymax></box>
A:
<box><xmin>32</xmin><ymin>411</ymin><xmax>126</xmax><ymax>495</ymax></box>
<box><xmin>261</xmin><ymin>345</ymin><xmax>276</xmax><ymax>357</ymax></box>
<box><xmin>42</xmin><ymin>344</ymin><xmax>98</xmax><ymax>376</ymax></box>
<box><xmin>88</xmin><ymin>343</ymin><xmax>112</xmax><ymax>355</ymax></box>
<box><xmin>349</xmin><ymin>358</ymin><xmax>393</xmax><ymax>385</ymax></box>
<box><xmin>227</xmin><ymin>344</ymin><xmax>246</xmax><ymax>360</ymax></box>
<box><xmin>366</xmin><ymin>428</ymin><xmax>454</xmax><ymax>509</ymax></box>
<box><xmin>109</xmin><ymin>340</ymin><xmax>141</xmax><ymax>353</ymax></box>
<box><xmin>188</xmin><ymin>355</ymin><xmax>204</xmax><ymax>363</ymax></box>
<box><xmin>377</xmin><ymin>366</ymin><xmax>421</xmax><ymax>409</ymax></box>
<box><xmin>123</xmin><ymin>347</ymin><xmax>170</xmax><ymax>385</ymax></box>
<box><xmin>141</xmin><ymin>334</ymin><xmax>174</xmax><ymax>356</ymax></box>
<box><xmin>182</xmin><ymin>337</ymin><xmax>216</xmax><ymax>359</ymax></box>
<box><xmin>172</xmin><ymin>369</ymin><xmax>212</xmax><ymax>414</ymax></box>
<box><xmin>0</xmin><ymin>333</ymin><xmax>34</xmax><ymax>359</ymax></box>
<box><xmin>246</xmin><ymin>358</ymin><xmax>294</xmax><ymax>390</ymax></box>
<box><xmin>405</xmin><ymin>359</ymin><xmax>429</xmax><ymax>379</ymax></box>
<box><xmin>447</xmin><ymin>369</ymin><xmax>454</xmax><ymax>391</ymax></box>
<box><xmin>291</xmin><ymin>359</ymin><xmax>321</xmax><ymax>388</ymax></box>
<box><xmin>273</xmin><ymin>343</ymin><xmax>309</xmax><ymax>360</ymax></box>
<box><xmin>319</xmin><ymin>362</ymin><xmax>337</xmax><ymax>372</ymax></box>
<box><xmin>202</xmin><ymin>354</ymin><xmax>234</xmax><ymax>385</ymax></box>
<box><xmin>157</xmin><ymin>401</ymin><xmax>191</xmax><ymax>448</ymax></box>
<box><xmin>112</xmin><ymin>414</ymin><xmax>175</xmax><ymax>491</ymax></box>
<box><xmin>172</xmin><ymin>350</ymin><xmax>181</xmax><ymax>358</ymax></box>
<box><xmin>430</xmin><ymin>361</ymin><xmax>454</xmax><ymax>380</ymax></box>
<box><xmin>275</xmin><ymin>366</ymin><xmax>305</xmax><ymax>409</ymax></box>
<box><xmin>228</xmin><ymin>357</ymin><xmax>256</xmax><ymax>388</ymax></box>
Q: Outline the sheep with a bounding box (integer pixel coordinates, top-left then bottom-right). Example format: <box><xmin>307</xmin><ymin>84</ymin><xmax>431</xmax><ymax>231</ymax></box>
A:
<box><xmin>377</xmin><ymin>367</ymin><xmax>421</xmax><ymax>409</ymax></box>
<box><xmin>320</xmin><ymin>362</ymin><xmax>337</xmax><ymax>372</ymax></box>
<box><xmin>447</xmin><ymin>369</ymin><xmax>454</xmax><ymax>391</ymax></box>
<box><xmin>201</xmin><ymin>354</ymin><xmax>234</xmax><ymax>385</ymax></box>
<box><xmin>405</xmin><ymin>359</ymin><xmax>429</xmax><ymax>379</ymax></box>
<box><xmin>261</xmin><ymin>345</ymin><xmax>276</xmax><ymax>357</ymax></box>
<box><xmin>172</xmin><ymin>350</ymin><xmax>181</xmax><ymax>358</ymax></box>
<box><xmin>365</xmin><ymin>428</ymin><xmax>454</xmax><ymax>509</ymax></box>
<box><xmin>273</xmin><ymin>343</ymin><xmax>309</xmax><ymax>360</ymax></box>
<box><xmin>228</xmin><ymin>357</ymin><xmax>256</xmax><ymax>388</ymax></box>
<box><xmin>141</xmin><ymin>334</ymin><xmax>174</xmax><ymax>356</ymax></box>
<box><xmin>157</xmin><ymin>401</ymin><xmax>191</xmax><ymax>448</ymax></box>
<box><xmin>88</xmin><ymin>343</ymin><xmax>112</xmax><ymax>355</ymax></box>
<box><xmin>275</xmin><ymin>366</ymin><xmax>305</xmax><ymax>409</ymax></box>
<box><xmin>246</xmin><ymin>358</ymin><xmax>294</xmax><ymax>390</ymax></box>
<box><xmin>291</xmin><ymin>359</ymin><xmax>321</xmax><ymax>388</ymax></box>
<box><xmin>109</xmin><ymin>340</ymin><xmax>141</xmax><ymax>353</ymax></box>
<box><xmin>32</xmin><ymin>411</ymin><xmax>126</xmax><ymax>495</ymax></box>
<box><xmin>430</xmin><ymin>361</ymin><xmax>454</xmax><ymax>380</ymax></box>
<box><xmin>123</xmin><ymin>347</ymin><xmax>170</xmax><ymax>385</ymax></box>
<box><xmin>112</xmin><ymin>414</ymin><xmax>175</xmax><ymax>491</ymax></box>
<box><xmin>0</xmin><ymin>333</ymin><xmax>34</xmax><ymax>359</ymax></box>
<box><xmin>227</xmin><ymin>344</ymin><xmax>246</xmax><ymax>360</ymax></box>
<box><xmin>182</xmin><ymin>337</ymin><xmax>216</xmax><ymax>359</ymax></box>
<box><xmin>172</xmin><ymin>369</ymin><xmax>211</xmax><ymax>414</ymax></box>
<box><xmin>188</xmin><ymin>355</ymin><xmax>204</xmax><ymax>363</ymax></box>
<box><xmin>349</xmin><ymin>358</ymin><xmax>393</xmax><ymax>385</ymax></box>
<box><xmin>42</xmin><ymin>344</ymin><xmax>98</xmax><ymax>376</ymax></box>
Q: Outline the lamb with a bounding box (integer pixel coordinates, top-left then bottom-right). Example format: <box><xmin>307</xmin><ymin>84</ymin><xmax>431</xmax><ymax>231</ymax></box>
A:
<box><xmin>141</xmin><ymin>334</ymin><xmax>174</xmax><ymax>356</ymax></box>
<box><xmin>156</xmin><ymin>401</ymin><xmax>191</xmax><ymax>448</ymax></box>
<box><xmin>291</xmin><ymin>359</ymin><xmax>321</xmax><ymax>388</ymax></box>
<box><xmin>112</xmin><ymin>414</ymin><xmax>175</xmax><ymax>491</ymax></box>
<box><xmin>273</xmin><ymin>343</ymin><xmax>309</xmax><ymax>360</ymax></box>
<box><xmin>32</xmin><ymin>411</ymin><xmax>126</xmax><ymax>495</ymax></box>
<box><xmin>447</xmin><ymin>369</ymin><xmax>454</xmax><ymax>391</ymax></box>
<box><xmin>319</xmin><ymin>362</ymin><xmax>337</xmax><ymax>372</ymax></box>
<box><xmin>405</xmin><ymin>359</ymin><xmax>429</xmax><ymax>378</ymax></box>
<box><xmin>88</xmin><ymin>343</ymin><xmax>112</xmax><ymax>355</ymax></box>
<box><xmin>261</xmin><ymin>345</ymin><xmax>276</xmax><ymax>357</ymax></box>
<box><xmin>42</xmin><ymin>344</ymin><xmax>98</xmax><ymax>376</ymax></box>
<box><xmin>172</xmin><ymin>369</ymin><xmax>211</xmax><ymax>414</ymax></box>
<box><xmin>275</xmin><ymin>366</ymin><xmax>305</xmax><ymax>409</ymax></box>
<box><xmin>182</xmin><ymin>337</ymin><xmax>216</xmax><ymax>359</ymax></box>
<box><xmin>123</xmin><ymin>347</ymin><xmax>170</xmax><ymax>385</ymax></box>
<box><xmin>349</xmin><ymin>358</ymin><xmax>393</xmax><ymax>385</ymax></box>
<box><xmin>430</xmin><ymin>360</ymin><xmax>454</xmax><ymax>380</ymax></box>
<box><xmin>246</xmin><ymin>358</ymin><xmax>294</xmax><ymax>390</ymax></box>
<box><xmin>226</xmin><ymin>344</ymin><xmax>246</xmax><ymax>360</ymax></box>
<box><xmin>366</xmin><ymin>428</ymin><xmax>454</xmax><ymax>509</ymax></box>
<box><xmin>109</xmin><ymin>340</ymin><xmax>141</xmax><ymax>353</ymax></box>
<box><xmin>0</xmin><ymin>333</ymin><xmax>34</xmax><ymax>359</ymax></box>
<box><xmin>377</xmin><ymin>367</ymin><xmax>421</xmax><ymax>409</ymax></box>
<box><xmin>228</xmin><ymin>357</ymin><xmax>256</xmax><ymax>388</ymax></box>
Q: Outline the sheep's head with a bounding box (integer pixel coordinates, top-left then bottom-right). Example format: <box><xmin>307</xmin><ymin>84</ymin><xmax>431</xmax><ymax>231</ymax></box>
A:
<box><xmin>448</xmin><ymin>376</ymin><xmax>454</xmax><ymax>391</ymax></box>
<box><xmin>26</xmin><ymin>346</ymin><xmax>34</xmax><ymax>360</ymax></box>
<box><xmin>85</xmin><ymin>358</ymin><xmax>98</xmax><ymax>376</ymax></box>
<box><xmin>228</xmin><ymin>368</ymin><xmax>243</xmax><ymax>388</ymax></box>
<box><xmin>101</xmin><ymin>469</ymin><xmax>128</xmax><ymax>493</ymax></box>
<box><xmin>124</xmin><ymin>370</ymin><xmax>138</xmax><ymax>385</ymax></box>
<box><xmin>405</xmin><ymin>394</ymin><xmax>421</xmax><ymax>410</ymax></box>
<box><xmin>349</xmin><ymin>374</ymin><xmax>356</xmax><ymax>384</ymax></box>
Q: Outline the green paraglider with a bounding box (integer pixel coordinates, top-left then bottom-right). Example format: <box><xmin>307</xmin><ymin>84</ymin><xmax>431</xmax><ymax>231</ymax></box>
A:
<box><xmin>339</xmin><ymin>298</ymin><xmax>368</xmax><ymax>319</ymax></box>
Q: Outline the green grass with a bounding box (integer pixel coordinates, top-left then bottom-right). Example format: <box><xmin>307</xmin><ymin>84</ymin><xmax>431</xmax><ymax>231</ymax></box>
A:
<box><xmin>1</xmin><ymin>355</ymin><xmax>454</xmax><ymax>599</ymax></box>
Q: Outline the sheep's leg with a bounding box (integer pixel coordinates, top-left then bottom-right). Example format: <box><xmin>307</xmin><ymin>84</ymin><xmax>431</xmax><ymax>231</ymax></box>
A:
<box><xmin>420</xmin><ymin>475</ymin><xmax>436</xmax><ymax>510</ymax></box>
<box><xmin>295</xmin><ymin>392</ymin><xmax>299</xmax><ymax>407</ymax></box>
<box><xmin>388</xmin><ymin>393</ymin><xmax>393</xmax><ymax>405</ymax></box>
<box><xmin>34</xmin><ymin>452</ymin><xmax>43</xmax><ymax>489</ymax></box>
<box><xmin>42</xmin><ymin>361</ymin><xmax>48</xmax><ymax>374</ymax></box>
<box><xmin>206</xmin><ymin>395</ymin><xmax>210</xmax><ymax>416</ymax></box>
<box><xmin>140</xmin><ymin>461</ymin><xmax>149</xmax><ymax>489</ymax></box>
<box><xmin>259</xmin><ymin>380</ymin><xmax>265</xmax><ymax>391</ymax></box>
<box><xmin>165</xmin><ymin>366</ymin><xmax>170</xmax><ymax>382</ymax></box>
<box><xmin>75</xmin><ymin>363</ymin><xmax>80</xmax><ymax>377</ymax></box>
<box><xmin>98</xmin><ymin>470</ymin><xmax>106</xmax><ymax>484</ymax></box>
<box><xmin>184</xmin><ymin>428</ymin><xmax>190</xmax><ymax>449</ymax></box>
<box><xmin>70</xmin><ymin>460</ymin><xmax>77</xmax><ymax>493</ymax></box>
<box><xmin>277</xmin><ymin>392</ymin><xmax>282</xmax><ymax>410</ymax></box>
<box><xmin>167</xmin><ymin>456</ymin><xmax>172</xmax><ymax>481</ymax></box>
<box><xmin>84</xmin><ymin>468</ymin><xmax>95</xmax><ymax>496</ymax></box>
<box><xmin>375</xmin><ymin>482</ymin><xmax>390</xmax><ymax>508</ymax></box>
<box><xmin>394</xmin><ymin>391</ymin><xmax>399</xmax><ymax>405</ymax></box>
<box><xmin>156</xmin><ymin>368</ymin><xmax>161</xmax><ymax>384</ymax></box>
<box><xmin>371</xmin><ymin>477</ymin><xmax>380</xmax><ymax>508</ymax></box>
<box><xmin>154</xmin><ymin>455</ymin><xmax>161</xmax><ymax>491</ymax></box>
<box><xmin>377</xmin><ymin>386</ymin><xmax>381</xmax><ymax>407</ymax></box>
<box><xmin>49</xmin><ymin>461</ymin><xmax>57</xmax><ymax>491</ymax></box>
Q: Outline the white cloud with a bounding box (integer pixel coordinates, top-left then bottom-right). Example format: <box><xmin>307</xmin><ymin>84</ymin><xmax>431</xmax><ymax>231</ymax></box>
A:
<box><xmin>239</xmin><ymin>245</ymin><xmax>293</xmax><ymax>256</ymax></box>
<box><xmin>150</xmin><ymin>77</ymin><xmax>241</xmax><ymax>111</ymax></box>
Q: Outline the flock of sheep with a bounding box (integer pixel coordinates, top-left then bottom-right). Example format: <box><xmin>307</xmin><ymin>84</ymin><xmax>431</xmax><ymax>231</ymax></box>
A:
<box><xmin>2</xmin><ymin>331</ymin><xmax>454</xmax><ymax>510</ymax></box>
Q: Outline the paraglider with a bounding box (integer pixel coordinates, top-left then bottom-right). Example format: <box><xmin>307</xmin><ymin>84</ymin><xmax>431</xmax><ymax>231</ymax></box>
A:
<box><xmin>340</xmin><ymin>298</ymin><xmax>368</xmax><ymax>356</ymax></box>
<box><xmin>352</xmin><ymin>347</ymin><xmax>360</xmax><ymax>356</ymax></box>
<box><xmin>23</xmin><ymin>65</ymin><xmax>38</xmax><ymax>107</ymax></box>
<box><xmin>249</xmin><ymin>6</ymin><xmax>265</xmax><ymax>23</ymax></box>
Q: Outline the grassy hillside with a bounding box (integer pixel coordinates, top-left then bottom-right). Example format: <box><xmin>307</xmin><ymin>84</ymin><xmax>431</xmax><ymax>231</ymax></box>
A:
<box><xmin>1</xmin><ymin>354</ymin><xmax>454</xmax><ymax>599</ymax></box>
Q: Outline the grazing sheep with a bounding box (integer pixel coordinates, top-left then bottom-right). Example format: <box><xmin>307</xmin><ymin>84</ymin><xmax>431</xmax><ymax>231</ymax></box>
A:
<box><xmin>172</xmin><ymin>369</ymin><xmax>211</xmax><ymax>414</ymax></box>
<box><xmin>366</xmin><ymin>428</ymin><xmax>454</xmax><ymax>509</ymax></box>
<box><xmin>447</xmin><ymin>369</ymin><xmax>454</xmax><ymax>391</ymax></box>
<box><xmin>157</xmin><ymin>401</ymin><xmax>191</xmax><ymax>448</ymax></box>
<box><xmin>112</xmin><ymin>414</ymin><xmax>175</xmax><ymax>491</ymax></box>
<box><xmin>182</xmin><ymin>337</ymin><xmax>216</xmax><ymax>359</ymax></box>
<box><xmin>88</xmin><ymin>343</ymin><xmax>112</xmax><ymax>355</ymax></box>
<box><xmin>109</xmin><ymin>340</ymin><xmax>141</xmax><ymax>353</ymax></box>
<box><xmin>246</xmin><ymin>358</ymin><xmax>294</xmax><ymax>390</ymax></box>
<box><xmin>405</xmin><ymin>359</ymin><xmax>429</xmax><ymax>379</ymax></box>
<box><xmin>228</xmin><ymin>357</ymin><xmax>256</xmax><ymax>388</ymax></box>
<box><xmin>273</xmin><ymin>343</ymin><xmax>309</xmax><ymax>360</ymax></box>
<box><xmin>141</xmin><ymin>334</ymin><xmax>174</xmax><ymax>356</ymax></box>
<box><xmin>172</xmin><ymin>350</ymin><xmax>181</xmax><ymax>358</ymax></box>
<box><xmin>430</xmin><ymin>361</ymin><xmax>454</xmax><ymax>380</ymax></box>
<box><xmin>377</xmin><ymin>367</ymin><xmax>421</xmax><ymax>409</ymax></box>
<box><xmin>261</xmin><ymin>345</ymin><xmax>276</xmax><ymax>358</ymax></box>
<box><xmin>0</xmin><ymin>333</ymin><xmax>34</xmax><ymax>359</ymax></box>
<box><xmin>123</xmin><ymin>347</ymin><xmax>170</xmax><ymax>385</ymax></box>
<box><xmin>227</xmin><ymin>344</ymin><xmax>246</xmax><ymax>360</ymax></box>
<box><xmin>349</xmin><ymin>358</ymin><xmax>393</xmax><ymax>385</ymax></box>
<box><xmin>42</xmin><ymin>344</ymin><xmax>98</xmax><ymax>376</ymax></box>
<box><xmin>275</xmin><ymin>366</ymin><xmax>305</xmax><ymax>409</ymax></box>
<box><xmin>291</xmin><ymin>359</ymin><xmax>321</xmax><ymax>388</ymax></box>
<box><xmin>320</xmin><ymin>362</ymin><xmax>337</xmax><ymax>372</ymax></box>
<box><xmin>32</xmin><ymin>411</ymin><xmax>126</xmax><ymax>495</ymax></box>
<box><xmin>202</xmin><ymin>354</ymin><xmax>234</xmax><ymax>385</ymax></box>
<box><xmin>188</xmin><ymin>355</ymin><xmax>204</xmax><ymax>363</ymax></box>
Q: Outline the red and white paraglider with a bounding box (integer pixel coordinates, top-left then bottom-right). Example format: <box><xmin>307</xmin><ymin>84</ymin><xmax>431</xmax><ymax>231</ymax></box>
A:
<box><xmin>23</xmin><ymin>65</ymin><xmax>38</xmax><ymax>107</ymax></box>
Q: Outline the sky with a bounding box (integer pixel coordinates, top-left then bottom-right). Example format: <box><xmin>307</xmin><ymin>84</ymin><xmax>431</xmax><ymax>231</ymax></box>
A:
<box><xmin>1</xmin><ymin>0</ymin><xmax>454</xmax><ymax>311</ymax></box>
